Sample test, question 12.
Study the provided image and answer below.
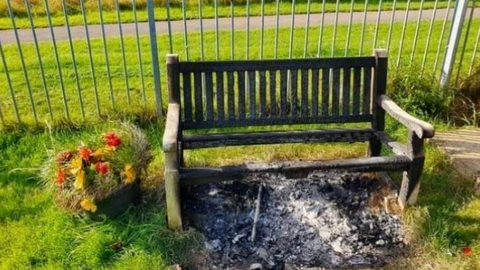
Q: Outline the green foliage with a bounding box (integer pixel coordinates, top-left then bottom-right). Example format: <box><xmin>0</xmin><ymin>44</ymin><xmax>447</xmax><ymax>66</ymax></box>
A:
<box><xmin>388</xmin><ymin>66</ymin><xmax>454</xmax><ymax>120</ymax></box>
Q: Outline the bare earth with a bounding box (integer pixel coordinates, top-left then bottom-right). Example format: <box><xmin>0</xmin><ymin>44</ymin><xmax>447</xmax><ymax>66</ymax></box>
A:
<box><xmin>431</xmin><ymin>128</ymin><xmax>480</xmax><ymax>180</ymax></box>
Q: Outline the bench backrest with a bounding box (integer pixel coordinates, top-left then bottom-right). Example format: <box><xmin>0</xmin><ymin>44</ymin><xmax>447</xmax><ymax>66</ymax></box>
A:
<box><xmin>166</xmin><ymin>51</ymin><xmax>387</xmax><ymax>130</ymax></box>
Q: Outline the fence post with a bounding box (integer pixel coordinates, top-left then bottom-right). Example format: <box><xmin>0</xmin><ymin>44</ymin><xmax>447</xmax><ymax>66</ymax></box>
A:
<box><xmin>440</xmin><ymin>0</ymin><xmax>469</xmax><ymax>87</ymax></box>
<box><xmin>147</xmin><ymin>0</ymin><xmax>163</xmax><ymax>117</ymax></box>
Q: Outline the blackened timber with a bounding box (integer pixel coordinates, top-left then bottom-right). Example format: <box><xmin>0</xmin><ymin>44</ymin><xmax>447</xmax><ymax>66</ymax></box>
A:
<box><xmin>182</xmin><ymin>128</ymin><xmax>374</xmax><ymax>149</ymax></box>
<box><xmin>180</xmin><ymin>156</ymin><xmax>412</xmax><ymax>185</ymax></box>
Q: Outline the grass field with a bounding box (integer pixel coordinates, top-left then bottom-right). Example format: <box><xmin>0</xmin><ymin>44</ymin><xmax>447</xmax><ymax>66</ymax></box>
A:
<box><xmin>1</xmin><ymin>18</ymin><xmax>478</xmax><ymax>127</ymax></box>
<box><xmin>1</xmin><ymin>117</ymin><xmax>480</xmax><ymax>269</ymax></box>
<box><xmin>0</xmin><ymin>0</ymin><xmax>466</xmax><ymax>30</ymax></box>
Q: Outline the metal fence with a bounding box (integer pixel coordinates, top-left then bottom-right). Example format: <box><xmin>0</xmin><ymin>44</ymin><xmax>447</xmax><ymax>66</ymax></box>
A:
<box><xmin>0</xmin><ymin>0</ymin><xmax>478</xmax><ymax>127</ymax></box>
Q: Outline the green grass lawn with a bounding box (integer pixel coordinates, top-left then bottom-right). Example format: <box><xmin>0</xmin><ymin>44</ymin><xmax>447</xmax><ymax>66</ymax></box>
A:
<box><xmin>1</xmin><ymin>18</ymin><xmax>478</xmax><ymax>127</ymax></box>
<box><xmin>1</xmin><ymin>118</ymin><xmax>480</xmax><ymax>269</ymax></box>
<box><xmin>0</xmin><ymin>0</ymin><xmax>466</xmax><ymax>30</ymax></box>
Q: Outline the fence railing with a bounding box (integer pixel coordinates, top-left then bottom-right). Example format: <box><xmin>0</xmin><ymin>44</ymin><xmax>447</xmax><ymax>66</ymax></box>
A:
<box><xmin>0</xmin><ymin>0</ymin><xmax>478</xmax><ymax>127</ymax></box>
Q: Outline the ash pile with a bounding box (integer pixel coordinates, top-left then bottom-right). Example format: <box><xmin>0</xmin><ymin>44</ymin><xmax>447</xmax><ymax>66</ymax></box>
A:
<box><xmin>183</xmin><ymin>172</ymin><xmax>405</xmax><ymax>269</ymax></box>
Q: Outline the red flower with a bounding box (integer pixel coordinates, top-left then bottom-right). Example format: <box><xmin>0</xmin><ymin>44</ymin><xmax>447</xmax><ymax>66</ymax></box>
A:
<box><xmin>463</xmin><ymin>247</ymin><xmax>472</xmax><ymax>256</ymax></box>
<box><xmin>95</xmin><ymin>162</ymin><xmax>109</xmax><ymax>175</ymax></box>
<box><xmin>56</xmin><ymin>169</ymin><xmax>66</xmax><ymax>186</ymax></box>
<box><xmin>78</xmin><ymin>147</ymin><xmax>93</xmax><ymax>162</ymax></box>
<box><xmin>104</xmin><ymin>131</ymin><xmax>121</xmax><ymax>147</ymax></box>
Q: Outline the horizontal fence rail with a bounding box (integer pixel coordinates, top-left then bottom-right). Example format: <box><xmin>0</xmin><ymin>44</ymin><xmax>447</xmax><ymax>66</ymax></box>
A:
<box><xmin>0</xmin><ymin>0</ymin><xmax>479</xmax><ymax>127</ymax></box>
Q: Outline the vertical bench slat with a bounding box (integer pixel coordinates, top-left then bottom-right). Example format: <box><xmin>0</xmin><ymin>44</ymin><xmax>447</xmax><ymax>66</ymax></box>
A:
<box><xmin>280</xmin><ymin>70</ymin><xmax>288</xmax><ymax>116</ymax></box>
<box><xmin>238</xmin><ymin>71</ymin><xmax>246</xmax><ymax>120</ymax></box>
<box><xmin>352</xmin><ymin>67</ymin><xmax>361</xmax><ymax>115</ymax></box>
<box><xmin>269</xmin><ymin>70</ymin><xmax>277</xmax><ymax>116</ymax></box>
<box><xmin>227</xmin><ymin>71</ymin><xmax>235</xmax><ymax>121</ymax></box>
<box><xmin>216</xmin><ymin>72</ymin><xmax>225</xmax><ymax>121</ymax></box>
<box><xmin>183</xmin><ymin>72</ymin><xmax>193</xmax><ymax>122</ymax></box>
<box><xmin>301</xmin><ymin>69</ymin><xmax>309</xmax><ymax>116</ymax></box>
<box><xmin>291</xmin><ymin>70</ymin><xmax>298</xmax><ymax>117</ymax></box>
<box><xmin>332</xmin><ymin>68</ymin><xmax>340</xmax><ymax>116</ymax></box>
<box><xmin>342</xmin><ymin>68</ymin><xmax>351</xmax><ymax>116</ymax></box>
<box><xmin>259</xmin><ymin>70</ymin><xmax>267</xmax><ymax>117</ymax></box>
<box><xmin>194</xmin><ymin>72</ymin><xmax>203</xmax><ymax>122</ymax></box>
<box><xmin>311</xmin><ymin>69</ymin><xmax>319</xmax><ymax>116</ymax></box>
<box><xmin>205</xmin><ymin>72</ymin><xmax>214</xmax><ymax>121</ymax></box>
<box><xmin>321</xmin><ymin>68</ymin><xmax>330</xmax><ymax>116</ymax></box>
<box><xmin>248</xmin><ymin>71</ymin><xmax>256</xmax><ymax>119</ymax></box>
<box><xmin>363</xmin><ymin>67</ymin><xmax>372</xmax><ymax>115</ymax></box>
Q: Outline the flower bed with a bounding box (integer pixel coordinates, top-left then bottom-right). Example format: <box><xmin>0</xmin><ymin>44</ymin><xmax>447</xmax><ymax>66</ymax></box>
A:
<box><xmin>41</xmin><ymin>123</ymin><xmax>152</xmax><ymax>217</ymax></box>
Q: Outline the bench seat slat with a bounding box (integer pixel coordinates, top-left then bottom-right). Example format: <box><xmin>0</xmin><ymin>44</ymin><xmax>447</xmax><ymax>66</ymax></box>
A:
<box><xmin>182</xmin><ymin>128</ymin><xmax>374</xmax><ymax>149</ymax></box>
<box><xmin>180</xmin><ymin>155</ymin><xmax>412</xmax><ymax>185</ymax></box>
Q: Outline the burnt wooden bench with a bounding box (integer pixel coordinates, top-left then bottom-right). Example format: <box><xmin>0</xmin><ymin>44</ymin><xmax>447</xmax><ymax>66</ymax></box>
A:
<box><xmin>163</xmin><ymin>49</ymin><xmax>435</xmax><ymax>230</ymax></box>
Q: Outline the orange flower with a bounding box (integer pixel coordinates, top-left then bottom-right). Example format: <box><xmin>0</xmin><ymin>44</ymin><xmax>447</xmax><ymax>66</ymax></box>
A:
<box><xmin>104</xmin><ymin>131</ymin><xmax>121</xmax><ymax>147</ymax></box>
<box><xmin>121</xmin><ymin>164</ymin><xmax>136</xmax><ymax>184</ymax></box>
<box><xmin>463</xmin><ymin>247</ymin><xmax>472</xmax><ymax>256</ymax></box>
<box><xmin>55</xmin><ymin>169</ymin><xmax>66</xmax><ymax>186</ymax></box>
<box><xmin>78</xmin><ymin>147</ymin><xmax>93</xmax><ymax>162</ymax></box>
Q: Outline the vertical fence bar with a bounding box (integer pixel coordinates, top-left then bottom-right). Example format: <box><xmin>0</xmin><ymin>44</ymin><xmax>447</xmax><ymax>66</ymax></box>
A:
<box><xmin>147</xmin><ymin>0</ymin><xmax>163</xmax><ymax>116</ymax></box>
<box><xmin>246</xmin><ymin>0</ymin><xmax>251</xmax><ymax>59</ymax></box>
<box><xmin>345</xmin><ymin>0</ymin><xmax>355</xmax><ymax>56</ymax></box>
<box><xmin>214</xmin><ymin>0</ymin><xmax>219</xmax><ymax>60</ymax></box>
<box><xmin>260</xmin><ymin>0</ymin><xmax>266</xmax><ymax>59</ymax></box>
<box><xmin>396</xmin><ymin>0</ymin><xmax>412</xmax><ymax>68</ymax></box>
<box><xmin>7</xmin><ymin>0</ymin><xmax>37</xmax><ymax>123</ymax></box>
<box><xmin>421</xmin><ymin>0</ymin><xmax>439</xmax><ymax>74</ymax></box>
<box><xmin>166</xmin><ymin>0</ymin><xmax>173</xmax><ymax>53</ymax></box>
<box><xmin>410</xmin><ymin>0</ymin><xmax>425</xmax><ymax>63</ymax></box>
<box><xmin>274</xmin><ymin>0</ymin><xmax>281</xmax><ymax>59</ymax></box>
<box><xmin>114</xmin><ymin>0</ymin><xmax>131</xmax><ymax>105</ymax></box>
<box><xmin>231</xmin><ymin>0</ymin><xmax>235</xmax><ymax>60</ymax></box>
<box><xmin>317</xmin><ymin>0</ymin><xmax>326</xmax><ymax>57</ymax></box>
<box><xmin>97</xmin><ymin>0</ymin><xmax>115</xmax><ymax>108</ymax></box>
<box><xmin>0</xmin><ymin>40</ymin><xmax>20</xmax><ymax>124</ymax></box>
<box><xmin>133</xmin><ymin>0</ymin><xmax>147</xmax><ymax>109</ymax></box>
<box><xmin>373</xmin><ymin>0</ymin><xmax>383</xmax><ymax>49</ymax></box>
<box><xmin>182</xmin><ymin>0</ymin><xmax>190</xmax><ymax>60</ymax></box>
<box><xmin>331</xmin><ymin>0</ymin><xmax>340</xmax><ymax>57</ymax></box>
<box><xmin>80</xmin><ymin>0</ymin><xmax>101</xmax><ymax>117</ymax></box>
<box><xmin>303</xmin><ymin>0</ymin><xmax>312</xmax><ymax>58</ymax></box>
<box><xmin>455</xmin><ymin>0</ymin><xmax>476</xmax><ymax>84</ymax></box>
<box><xmin>441</xmin><ymin>0</ymin><xmax>469</xmax><ymax>86</ymax></box>
<box><xmin>386</xmin><ymin>0</ymin><xmax>398</xmax><ymax>51</ymax></box>
<box><xmin>198</xmin><ymin>0</ymin><xmax>205</xmax><ymax>61</ymax></box>
<box><xmin>468</xmin><ymin>24</ymin><xmax>480</xmax><ymax>75</ymax></box>
<box><xmin>62</xmin><ymin>0</ymin><xmax>85</xmax><ymax>121</ymax></box>
<box><xmin>359</xmin><ymin>0</ymin><xmax>369</xmax><ymax>55</ymax></box>
<box><xmin>44</xmin><ymin>0</ymin><xmax>70</xmax><ymax>120</ymax></box>
<box><xmin>288</xmin><ymin>0</ymin><xmax>296</xmax><ymax>59</ymax></box>
<box><xmin>25</xmin><ymin>0</ymin><xmax>52</xmax><ymax>121</ymax></box>
<box><xmin>433</xmin><ymin>0</ymin><xmax>452</xmax><ymax>75</ymax></box>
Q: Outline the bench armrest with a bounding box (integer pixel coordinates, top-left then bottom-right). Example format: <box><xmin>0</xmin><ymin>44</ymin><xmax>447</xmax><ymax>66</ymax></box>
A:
<box><xmin>377</xmin><ymin>95</ymin><xmax>435</xmax><ymax>139</ymax></box>
<box><xmin>163</xmin><ymin>103</ymin><xmax>180</xmax><ymax>152</ymax></box>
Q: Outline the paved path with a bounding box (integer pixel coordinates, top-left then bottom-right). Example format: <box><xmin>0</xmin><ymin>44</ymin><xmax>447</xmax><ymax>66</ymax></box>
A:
<box><xmin>432</xmin><ymin>128</ymin><xmax>480</xmax><ymax>181</ymax></box>
<box><xmin>1</xmin><ymin>8</ymin><xmax>480</xmax><ymax>44</ymax></box>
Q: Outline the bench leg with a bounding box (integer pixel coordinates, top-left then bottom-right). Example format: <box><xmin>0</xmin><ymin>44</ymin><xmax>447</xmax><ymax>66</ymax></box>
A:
<box><xmin>368</xmin><ymin>136</ymin><xmax>382</xmax><ymax>157</ymax></box>
<box><xmin>165</xmin><ymin>169</ymin><xmax>182</xmax><ymax>230</ymax></box>
<box><xmin>398</xmin><ymin>131</ymin><xmax>425</xmax><ymax>208</ymax></box>
<box><xmin>164</xmin><ymin>150</ymin><xmax>182</xmax><ymax>230</ymax></box>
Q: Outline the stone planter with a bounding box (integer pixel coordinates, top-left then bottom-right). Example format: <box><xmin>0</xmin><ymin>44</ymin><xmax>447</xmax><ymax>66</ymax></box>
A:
<box><xmin>88</xmin><ymin>181</ymin><xmax>140</xmax><ymax>220</ymax></box>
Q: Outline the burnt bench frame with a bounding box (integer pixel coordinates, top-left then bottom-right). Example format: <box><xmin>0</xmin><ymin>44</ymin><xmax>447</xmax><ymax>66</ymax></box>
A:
<box><xmin>163</xmin><ymin>49</ymin><xmax>434</xmax><ymax>230</ymax></box>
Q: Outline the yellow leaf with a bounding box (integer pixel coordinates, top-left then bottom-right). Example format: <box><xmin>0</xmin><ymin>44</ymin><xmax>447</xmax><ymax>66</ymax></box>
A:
<box><xmin>80</xmin><ymin>198</ymin><xmax>97</xmax><ymax>213</ymax></box>
<box><xmin>70</xmin><ymin>157</ymin><xmax>83</xmax><ymax>175</ymax></box>
<box><xmin>91</xmin><ymin>147</ymin><xmax>114</xmax><ymax>157</ymax></box>
<box><xmin>122</xmin><ymin>164</ymin><xmax>136</xmax><ymax>184</ymax></box>
<box><xmin>74</xmin><ymin>169</ymin><xmax>85</xmax><ymax>190</ymax></box>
